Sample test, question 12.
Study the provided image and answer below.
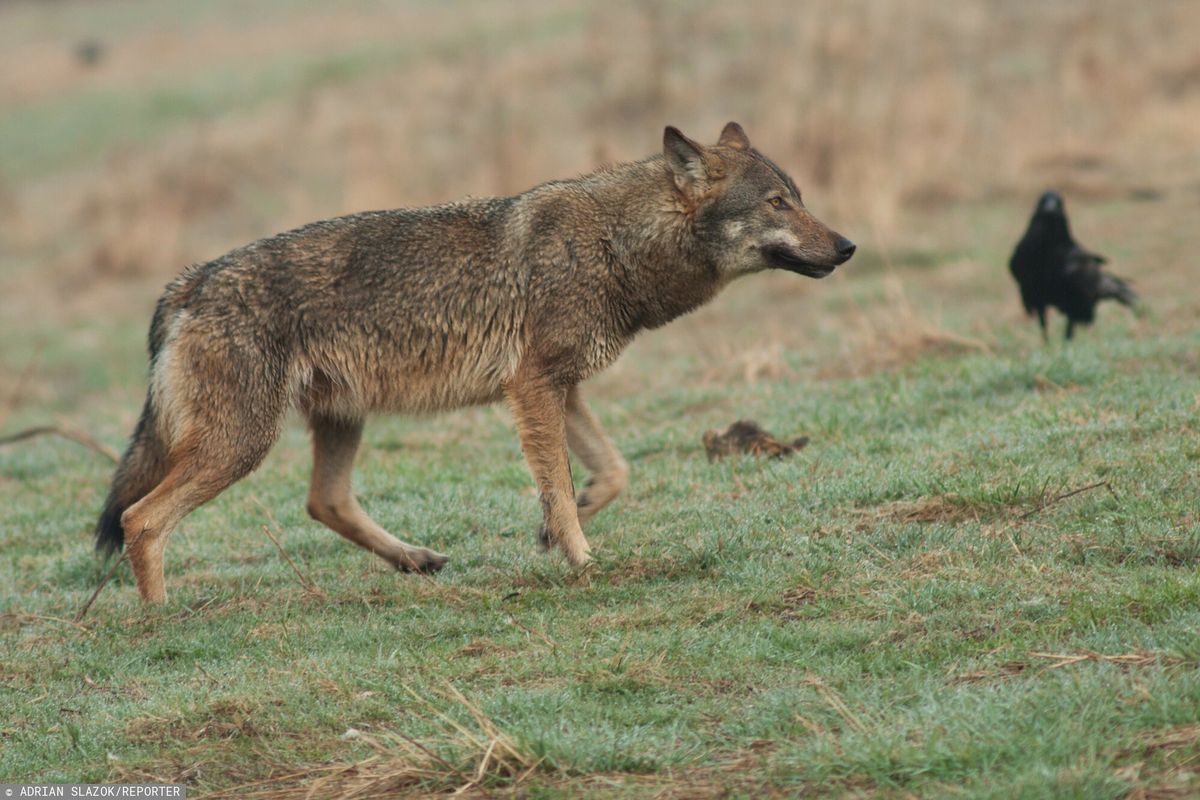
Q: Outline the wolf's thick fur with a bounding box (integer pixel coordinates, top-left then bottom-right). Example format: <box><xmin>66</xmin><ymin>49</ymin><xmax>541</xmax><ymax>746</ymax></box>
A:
<box><xmin>97</xmin><ymin>122</ymin><xmax>855</xmax><ymax>602</ymax></box>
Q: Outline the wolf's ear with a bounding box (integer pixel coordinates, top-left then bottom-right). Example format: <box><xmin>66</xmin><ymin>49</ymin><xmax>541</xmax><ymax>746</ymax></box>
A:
<box><xmin>664</xmin><ymin>126</ymin><xmax>721</xmax><ymax>195</ymax></box>
<box><xmin>663</xmin><ymin>126</ymin><xmax>707</xmax><ymax>181</ymax></box>
<box><xmin>718</xmin><ymin>121</ymin><xmax>750</xmax><ymax>151</ymax></box>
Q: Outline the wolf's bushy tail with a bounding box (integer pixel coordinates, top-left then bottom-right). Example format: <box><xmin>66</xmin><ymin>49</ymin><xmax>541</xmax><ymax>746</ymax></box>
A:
<box><xmin>95</xmin><ymin>394</ymin><xmax>170</xmax><ymax>555</ymax></box>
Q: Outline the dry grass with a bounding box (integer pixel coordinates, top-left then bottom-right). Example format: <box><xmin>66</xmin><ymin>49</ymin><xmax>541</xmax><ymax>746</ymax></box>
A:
<box><xmin>126</xmin><ymin>698</ymin><xmax>264</xmax><ymax>746</ymax></box>
<box><xmin>953</xmin><ymin>650</ymin><xmax>1193</xmax><ymax>686</ymax></box>
<box><xmin>860</xmin><ymin>496</ymin><xmax>989</xmax><ymax>526</ymax></box>
<box><xmin>4</xmin><ymin>0</ymin><xmax>1200</xmax><ymax>340</ymax></box>
<box><xmin>821</xmin><ymin>274</ymin><xmax>992</xmax><ymax>378</ymax></box>
<box><xmin>184</xmin><ymin>685</ymin><xmax>542</xmax><ymax>800</ymax></box>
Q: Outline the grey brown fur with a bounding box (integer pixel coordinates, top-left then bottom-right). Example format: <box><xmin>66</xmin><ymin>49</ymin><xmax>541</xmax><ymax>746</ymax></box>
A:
<box><xmin>96</xmin><ymin>122</ymin><xmax>855</xmax><ymax>603</ymax></box>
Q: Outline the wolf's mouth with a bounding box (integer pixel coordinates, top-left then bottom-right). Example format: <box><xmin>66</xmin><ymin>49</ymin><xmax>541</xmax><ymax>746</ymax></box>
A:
<box><xmin>763</xmin><ymin>246</ymin><xmax>836</xmax><ymax>278</ymax></box>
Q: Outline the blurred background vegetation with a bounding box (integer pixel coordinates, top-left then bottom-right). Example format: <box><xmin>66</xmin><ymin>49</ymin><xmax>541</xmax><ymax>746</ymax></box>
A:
<box><xmin>2</xmin><ymin>0</ymin><xmax>1198</xmax><ymax>352</ymax></box>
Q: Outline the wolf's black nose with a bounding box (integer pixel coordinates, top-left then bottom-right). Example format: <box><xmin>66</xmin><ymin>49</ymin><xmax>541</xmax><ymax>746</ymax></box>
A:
<box><xmin>835</xmin><ymin>237</ymin><xmax>856</xmax><ymax>262</ymax></box>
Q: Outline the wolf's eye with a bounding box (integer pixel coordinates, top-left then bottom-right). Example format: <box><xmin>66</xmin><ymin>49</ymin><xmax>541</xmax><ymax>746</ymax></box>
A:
<box><xmin>769</xmin><ymin>196</ymin><xmax>789</xmax><ymax>209</ymax></box>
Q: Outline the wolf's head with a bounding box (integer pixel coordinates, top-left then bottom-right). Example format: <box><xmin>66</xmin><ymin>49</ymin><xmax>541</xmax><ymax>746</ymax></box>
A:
<box><xmin>663</xmin><ymin>122</ymin><xmax>855</xmax><ymax>279</ymax></box>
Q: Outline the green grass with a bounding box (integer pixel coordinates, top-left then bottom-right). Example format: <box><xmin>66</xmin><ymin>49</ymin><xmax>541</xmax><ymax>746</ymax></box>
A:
<box><xmin>3</xmin><ymin>318</ymin><xmax>1199</xmax><ymax>797</ymax></box>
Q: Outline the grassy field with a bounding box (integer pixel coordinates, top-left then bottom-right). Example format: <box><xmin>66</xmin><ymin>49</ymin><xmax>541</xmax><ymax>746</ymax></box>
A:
<box><xmin>3</xmin><ymin>1</ymin><xmax>1200</xmax><ymax>797</ymax></box>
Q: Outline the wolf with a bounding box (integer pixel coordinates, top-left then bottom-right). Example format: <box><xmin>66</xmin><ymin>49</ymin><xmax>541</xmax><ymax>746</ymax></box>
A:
<box><xmin>95</xmin><ymin>122</ymin><xmax>855</xmax><ymax>602</ymax></box>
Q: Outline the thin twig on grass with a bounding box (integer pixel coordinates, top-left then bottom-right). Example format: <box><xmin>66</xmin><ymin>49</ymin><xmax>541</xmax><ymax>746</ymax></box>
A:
<box><xmin>1028</xmin><ymin>650</ymin><xmax>1181</xmax><ymax>669</ymax></box>
<box><xmin>247</xmin><ymin>496</ymin><xmax>326</xmax><ymax>598</ymax></box>
<box><xmin>196</xmin><ymin>663</ymin><xmax>221</xmax><ymax>687</ymax></box>
<box><xmin>803</xmin><ymin>676</ymin><xmax>868</xmax><ymax>734</ymax></box>
<box><xmin>259</xmin><ymin>525</ymin><xmax>326</xmax><ymax>599</ymax></box>
<box><xmin>1021</xmin><ymin>480</ymin><xmax>1113</xmax><ymax>519</ymax></box>
<box><xmin>75</xmin><ymin>526</ymin><xmax>147</xmax><ymax>622</ymax></box>
<box><xmin>1</xmin><ymin>612</ymin><xmax>90</xmax><ymax>632</ymax></box>
<box><xmin>506</xmin><ymin>614</ymin><xmax>558</xmax><ymax>650</ymax></box>
<box><xmin>0</xmin><ymin>424</ymin><xmax>119</xmax><ymax>463</ymax></box>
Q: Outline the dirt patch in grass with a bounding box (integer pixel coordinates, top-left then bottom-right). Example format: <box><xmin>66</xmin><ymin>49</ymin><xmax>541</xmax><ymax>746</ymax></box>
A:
<box><xmin>747</xmin><ymin>585</ymin><xmax>818</xmax><ymax>621</ymax></box>
<box><xmin>126</xmin><ymin>697</ymin><xmax>266</xmax><ymax>745</ymax></box>
<box><xmin>780</xmin><ymin>586</ymin><xmax>817</xmax><ymax>612</ymax></box>
<box><xmin>861</xmin><ymin>496</ymin><xmax>991</xmax><ymax>526</ymax></box>
<box><xmin>894</xmin><ymin>548</ymin><xmax>960</xmax><ymax>580</ymax></box>
<box><xmin>451</xmin><ymin>638</ymin><xmax>516</xmax><ymax>660</ymax></box>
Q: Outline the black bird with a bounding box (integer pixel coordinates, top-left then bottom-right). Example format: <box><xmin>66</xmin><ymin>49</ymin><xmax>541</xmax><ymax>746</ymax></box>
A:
<box><xmin>1009</xmin><ymin>191</ymin><xmax>1136</xmax><ymax>340</ymax></box>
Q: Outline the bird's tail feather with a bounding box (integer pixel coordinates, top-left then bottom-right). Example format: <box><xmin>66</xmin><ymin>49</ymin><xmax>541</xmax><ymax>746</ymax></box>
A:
<box><xmin>1099</xmin><ymin>272</ymin><xmax>1137</xmax><ymax>307</ymax></box>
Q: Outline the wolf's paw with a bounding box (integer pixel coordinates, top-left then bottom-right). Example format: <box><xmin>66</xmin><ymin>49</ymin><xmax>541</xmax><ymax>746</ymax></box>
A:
<box><xmin>575</xmin><ymin>466</ymin><xmax>628</xmax><ymax>525</ymax></box>
<box><xmin>563</xmin><ymin>545</ymin><xmax>592</xmax><ymax>569</ymax></box>
<box><xmin>536</xmin><ymin>526</ymin><xmax>592</xmax><ymax>568</ymax></box>
<box><xmin>394</xmin><ymin>547</ymin><xmax>449</xmax><ymax>574</ymax></box>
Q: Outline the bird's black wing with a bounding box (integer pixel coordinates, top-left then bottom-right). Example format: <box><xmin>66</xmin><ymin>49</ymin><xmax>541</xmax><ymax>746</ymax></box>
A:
<box><xmin>1064</xmin><ymin>244</ymin><xmax>1106</xmax><ymax>273</ymax></box>
<box><xmin>1066</xmin><ymin>245</ymin><xmax>1136</xmax><ymax>307</ymax></box>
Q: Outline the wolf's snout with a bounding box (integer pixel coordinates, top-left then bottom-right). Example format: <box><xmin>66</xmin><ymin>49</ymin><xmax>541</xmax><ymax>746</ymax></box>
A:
<box><xmin>834</xmin><ymin>236</ymin><xmax>856</xmax><ymax>263</ymax></box>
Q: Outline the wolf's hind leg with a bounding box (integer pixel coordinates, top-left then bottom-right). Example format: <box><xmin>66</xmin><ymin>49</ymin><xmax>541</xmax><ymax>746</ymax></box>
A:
<box><xmin>120</xmin><ymin>339</ymin><xmax>286</xmax><ymax>603</ymax></box>
<box><xmin>565</xmin><ymin>387</ymin><xmax>629</xmax><ymax>525</ymax></box>
<box><xmin>306</xmin><ymin>414</ymin><xmax>448</xmax><ymax>573</ymax></box>
<box><xmin>506</xmin><ymin>376</ymin><xmax>591</xmax><ymax>567</ymax></box>
<box><xmin>121</xmin><ymin>433</ymin><xmax>276</xmax><ymax>603</ymax></box>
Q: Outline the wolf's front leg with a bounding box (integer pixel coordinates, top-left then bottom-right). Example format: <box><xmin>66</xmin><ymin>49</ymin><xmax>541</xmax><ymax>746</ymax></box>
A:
<box><xmin>565</xmin><ymin>386</ymin><xmax>629</xmax><ymax>524</ymax></box>
<box><xmin>307</xmin><ymin>414</ymin><xmax>448</xmax><ymax>573</ymax></box>
<box><xmin>505</xmin><ymin>376</ymin><xmax>591</xmax><ymax>567</ymax></box>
